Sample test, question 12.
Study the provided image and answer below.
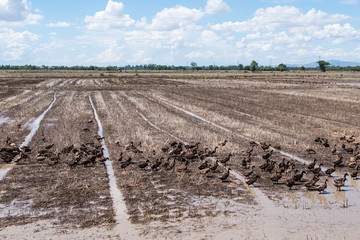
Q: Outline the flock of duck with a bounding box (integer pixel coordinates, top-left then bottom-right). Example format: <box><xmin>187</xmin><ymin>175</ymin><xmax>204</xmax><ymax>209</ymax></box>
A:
<box><xmin>241</xmin><ymin>135</ymin><xmax>359</xmax><ymax>193</ymax></box>
<box><xmin>116</xmin><ymin>134</ymin><xmax>359</xmax><ymax>194</ymax></box>
<box><xmin>117</xmin><ymin>139</ymin><xmax>233</xmax><ymax>182</ymax></box>
<box><xmin>0</xmin><ymin>134</ymin><xmax>108</xmax><ymax>167</ymax></box>
<box><xmin>1</xmin><ymin>133</ymin><xmax>359</xmax><ymax>195</ymax></box>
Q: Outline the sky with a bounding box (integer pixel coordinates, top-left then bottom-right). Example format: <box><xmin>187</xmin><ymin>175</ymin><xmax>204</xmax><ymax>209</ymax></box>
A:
<box><xmin>0</xmin><ymin>0</ymin><xmax>360</xmax><ymax>66</ymax></box>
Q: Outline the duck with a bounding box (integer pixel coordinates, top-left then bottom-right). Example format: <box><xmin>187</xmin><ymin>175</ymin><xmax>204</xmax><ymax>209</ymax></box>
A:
<box><xmin>166</xmin><ymin>158</ymin><xmax>176</xmax><ymax>170</ymax></box>
<box><xmin>265</xmin><ymin>161</ymin><xmax>276</xmax><ymax>173</ymax></box>
<box><xmin>198</xmin><ymin>160</ymin><xmax>209</xmax><ymax>170</ymax></box>
<box><xmin>138</xmin><ymin>160</ymin><xmax>150</xmax><ymax>169</ymax></box>
<box><xmin>219</xmin><ymin>154</ymin><xmax>232</xmax><ymax>165</ymax></box>
<box><xmin>244</xmin><ymin>166</ymin><xmax>255</xmax><ymax>177</ymax></box>
<box><xmin>218</xmin><ymin>140</ymin><xmax>228</xmax><ymax>147</ymax></box>
<box><xmin>333</xmin><ymin>155</ymin><xmax>343</xmax><ymax>167</ymax></box>
<box><xmin>242</xmin><ymin>157</ymin><xmax>248</xmax><ymax>169</ymax></box>
<box><xmin>45</xmin><ymin>144</ymin><xmax>54</xmax><ymax>150</ymax></box>
<box><xmin>348</xmin><ymin>161</ymin><xmax>357</xmax><ymax>169</ymax></box>
<box><xmin>176</xmin><ymin>160</ymin><xmax>189</xmax><ymax>172</ymax></box>
<box><xmin>206</xmin><ymin>146</ymin><xmax>218</xmax><ymax>157</ymax></box>
<box><xmin>259</xmin><ymin>159</ymin><xmax>270</xmax><ymax>171</ymax></box>
<box><xmin>121</xmin><ymin>158</ymin><xmax>133</xmax><ymax>168</ymax></box>
<box><xmin>246</xmin><ymin>175</ymin><xmax>260</xmax><ymax>186</ymax></box>
<box><xmin>118</xmin><ymin>152</ymin><xmax>123</xmax><ymax>162</ymax></box>
<box><xmin>317</xmin><ymin>179</ymin><xmax>328</xmax><ymax>193</ymax></box>
<box><xmin>334</xmin><ymin>173</ymin><xmax>348</xmax><ymax>184</ymax></box>
<box><xmin>219</xmin><ymin>168</ymin><xmax>231</xmax><ymax>181</ymax></box>
<box><xmin>333</xmin><ymin>179</ymin><xmax>346</xmax><ymax>191</ymax></box>
<box><xmin>278</xmin><ymin>158</ymin><xmax>286</xmax><ymax>169</ymax></box>
<box><xmin>162</xmin><ymin>158</ymin><xmax>171</xmax><ymax>169</ymax></box>
<box><xmin>350</xmin><ymin>166</ymin><xmax>359</xmax><ymax>179</ymax></box>
<box><xmin>161</xmin><ymin>145</ymin><xmax>169</xmax><ymax>153</ymax></box>
<box><xmin>199</xmin><ymin>167</ymin><xmax>211</xmax><ymax>174</ymax></box>
<box><xmin>325</xmin><ymin>165</ymin><xmax>336</xmax><ymax>176</ymax></box>
<box><xmin>293</xmin><ymin>170</ymin><xmax>306</xmax><ymax>182</ymax></box>
<box><xmin>185</xmin><ymin>142</ymin><xmax>200</xmax><ymax>150</ymax></box>
<box><xmin>313</xmin><ymin>163</ymin><xmax>323</xmax><ymax>174</ymax></box>
<box><xmin>331</xmin><ymin>144</ymin><xmax>337</xmax><ymax>155</ymax></box>
<box><xmin>304</xmin><ymin>176</ymin><xmax>319</xmax><ymax>189</ymax></box>
<box><xmin>308</xmin><ymin>159</ymin><xmax>317</xmax><ymax>170</ymax></box>
<box><xmin>151</xmin><ymin>158</ymin><xmax>163</xmax><ymax>170</ymax></box>
<box><xmin>246</xmin><ymin>145</ymin><xmax>254</xmax><ymax>154</ymax></box>
<box><xmin>286</xmin><ymin>179</ymin><xmax>296</xmax><ymax>190</ymax></box>
<box><xmin>306</xmin><ymin>148</ymin><xmax>316</xmax><ymax>154</ymax></box>
<box><xmin>270</xmin><ymin>170</ymin><xmax>284</xmax><ymax>184</ymax></box>
<box><xmin>125</xmin><ymin>142</ymin><xmax>134</xmax><ymax>151</ymax></box>
<box><xmin>262</xmin><ymin>150</ymin><xmax>273</xmax><ymax>160</ymax></box>
<box><xmin>260</xmin><ymin>142</ymin><xmax>270</xmax><ymax>150</ymax></box>
<box><xmin>210</xmin><ymin>160</ymin><xmax>219</xmax><ymax>172</ymax></box>
<box><xmin>322</xmin><ymin>140</ymin><xmax>330</xmax><ymax>148</ymax></box>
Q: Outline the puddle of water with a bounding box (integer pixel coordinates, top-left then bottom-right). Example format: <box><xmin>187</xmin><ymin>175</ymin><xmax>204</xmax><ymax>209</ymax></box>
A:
<box><xmin>234</xmin><ymin>110</ymin><xmax>253</xmax><ymax>118</ymax></box>
<box><xmin>0</xmin><ymin>164</ymin><xmax>14</xmax><ymax>181</ymax></box>
<box><xmin>337</xmin><ymin>82</ymin><xmax>360</xmax><ymax>87</ymax></box>
<box><xmin>89</xmin><ymin>95</ymin><xmax>138</xmax><ymax>238</ymax></box>
<box><xmin>0</xmin><ymin>116</ymin><xmax>11</xmax><ymax>126</ymax></box>
<box><xmin>20</xmin><ymin>94</ymin><xmax>57</xmax><ymax>147</ymax></box>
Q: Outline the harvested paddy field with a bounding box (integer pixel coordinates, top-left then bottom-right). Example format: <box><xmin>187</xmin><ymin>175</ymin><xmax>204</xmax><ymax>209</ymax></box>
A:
<box><xmin>1</xmin><ymin>70</ymin><xmax>360</xmax><ymax>239</ymax></box>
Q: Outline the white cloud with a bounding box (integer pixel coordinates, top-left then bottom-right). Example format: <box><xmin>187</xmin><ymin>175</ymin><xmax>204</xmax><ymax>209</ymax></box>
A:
<box><xmin>186</xmin><ymin>50</ymin><xmax>216</xmax><ymax>59</ymax></box>
<box><xmin>85</xmin><ymin>0</ymin><xmax>136</xmax><ymax>30</ymax></box>
<box><xmin>0</xmin><ymin>0</ymin><xmax>42</xmax><ymax>25</ymax></box>
<box><xmin>312</xmin><ymin>23</ymin><xmax>360</xmax><ymax>44</ymax></box>
<box><xmin>46</xmin><ymin>22</ymin><xmax>73</xmax><ymax>28</ymax></box>
<box><xmin>0</xmin><ymin>0</ymin><xmax>30</xmax><ymax>21</ymax></box>
<box><xmin>0</xmin><ymin>27</ymin><xmax>38</xmax><ymax>60</ymax></box>
<box><xmin>205</xmin><ymin>0</ymin><xmax>230</xmax><ymax>14</ymax></box>
<box><xmin>150</xmin><ymin>5</ymin><xmax>204</xmax><ymax>31</ymax></box>
<box><xmin>211</xmin><ymin>6</ymin><xmax>350</xmax><ymax>32</ymax></box>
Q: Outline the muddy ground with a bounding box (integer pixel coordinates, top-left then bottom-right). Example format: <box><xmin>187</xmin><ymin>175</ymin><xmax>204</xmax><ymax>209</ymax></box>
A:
<box><xmin>1</xmin><ymin>70</ymin><xmax>360</xmax><ymax>239</ymax></box>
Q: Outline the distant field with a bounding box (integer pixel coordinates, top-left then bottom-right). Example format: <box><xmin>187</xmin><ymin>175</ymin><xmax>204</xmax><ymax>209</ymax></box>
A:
<box><xmin>1</xmin><ymin>70</ymin><xmax>360</xmax><ymax>239</ymax></box>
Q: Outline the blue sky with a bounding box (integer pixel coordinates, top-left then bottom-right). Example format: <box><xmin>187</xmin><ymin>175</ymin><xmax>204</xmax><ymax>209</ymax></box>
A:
<box><xmin>0</xmin><ymin>0</ymin><xmax>359</xmax><ymax>66</ymax></box>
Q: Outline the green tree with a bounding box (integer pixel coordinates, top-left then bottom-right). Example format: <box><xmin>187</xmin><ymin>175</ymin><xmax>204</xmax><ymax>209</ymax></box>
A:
<box><xmin>238</xmin><ymin>64</ymin><xmax>244</xmax><ymax>70</ymax></box>
<box><xmin>317</xmin><ymin>60</ymin><xmax>330</xmax><ymax>72</ymax></box>
<box><xmin>300</xmin><ymin>66</ymin><xmax>305</xmax><ymax>71</ymax></box>
<box><xmin>277</xmin><ymin>63</ymin><xmax>288</xmax><ymax>72</ymax></box>
<box><xmin>190</xmin><ymin>62</ymin><xmax>198</xmax><ymax>70</ymax></box>
<box><xmin>250</xmin><ymin>60</ymin><xmax>258</xmax><ymax>72</ymax></box>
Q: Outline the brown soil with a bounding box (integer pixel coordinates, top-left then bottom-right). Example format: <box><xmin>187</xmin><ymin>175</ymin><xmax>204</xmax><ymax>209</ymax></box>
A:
<box><xmin>1</xmin><ymin>70</ymin><xmax>360</xmax><ymax>239</ymax></box>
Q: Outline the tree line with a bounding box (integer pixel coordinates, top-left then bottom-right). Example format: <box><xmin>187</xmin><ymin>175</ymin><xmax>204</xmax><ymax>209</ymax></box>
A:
<box><xmin>0</xmin><ymin>61</ymin><xmax>359</xmax><ymax>71</ymax></box>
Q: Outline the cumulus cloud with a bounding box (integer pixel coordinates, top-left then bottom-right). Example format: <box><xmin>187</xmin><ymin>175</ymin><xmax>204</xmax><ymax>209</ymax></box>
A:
<box><xmin>205</xmin><ymin>0</ymin><xmax>230</xmax><ymax>14</ymax></box>
<box><xmin>85</xmin><ymin>0</ymin><xmax>136</xmax><ymax>30</ymax></box>
<box><xmin>312</xmin><ymin>23</ymin><xmax>360</xmax><ymax>44</ymax></box>
<box><xmin>0</xmin><ymin>0</ymin><xmax>42</xmax><ymax>25</ymax></box>
<box><xmin>46</xmin><ymin>22</ymin><xmax>73</xmax><ymax>28</ymax></box>
<box><xmin>0</xmin><ymin>27</ymin><xmax>39</xmax><ymax>60</ymax></box>
<box><xmin>150</xmin><ymin>5</ymin><xmax>204</xmax><ymax>31</ymax></box>
<box><xmin>211</xmin><ymin>6</ymin><xmax>350</xmax><ymax>32</ymax></box>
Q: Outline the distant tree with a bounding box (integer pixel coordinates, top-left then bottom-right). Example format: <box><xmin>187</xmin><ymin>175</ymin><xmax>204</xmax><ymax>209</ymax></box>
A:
<box><xmin>300</xmin><ymin>66</ymin><xmax>305</xmax><ymax>71</ymax></box>
<box><xmin>238</xmin><ymin>64</ymin><xmax>244</xmax><ymax>70</ymax></box>
<box><xmin>250</xmin><ymin>60</ymin><xmax>258</xmax><ymax>72</ymax></box>
<box><xmin>190</xmin><ymin>62</ymin><xmax>198</xmax><ymax>70</ymax></box>
<box><xmin>244</xmin><ymin>65</ymin><xmax>251</xmax><ymax>71</ymax></box>
<box><xmin>277</xmin><ymin>63</ymin><xmax>288</xmax><ymax>72</ymax></box>
<box><xmin>317</xmin><ymin>60</ymin><xmax>330</xmax><ymax>72</ymax></box>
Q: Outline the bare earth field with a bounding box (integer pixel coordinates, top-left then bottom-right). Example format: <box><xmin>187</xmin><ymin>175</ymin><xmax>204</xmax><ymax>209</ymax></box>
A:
<box><xmin>1</xmin><ymin>70</ymin><xmax>360</xmax><ymax>239</ymax></box>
